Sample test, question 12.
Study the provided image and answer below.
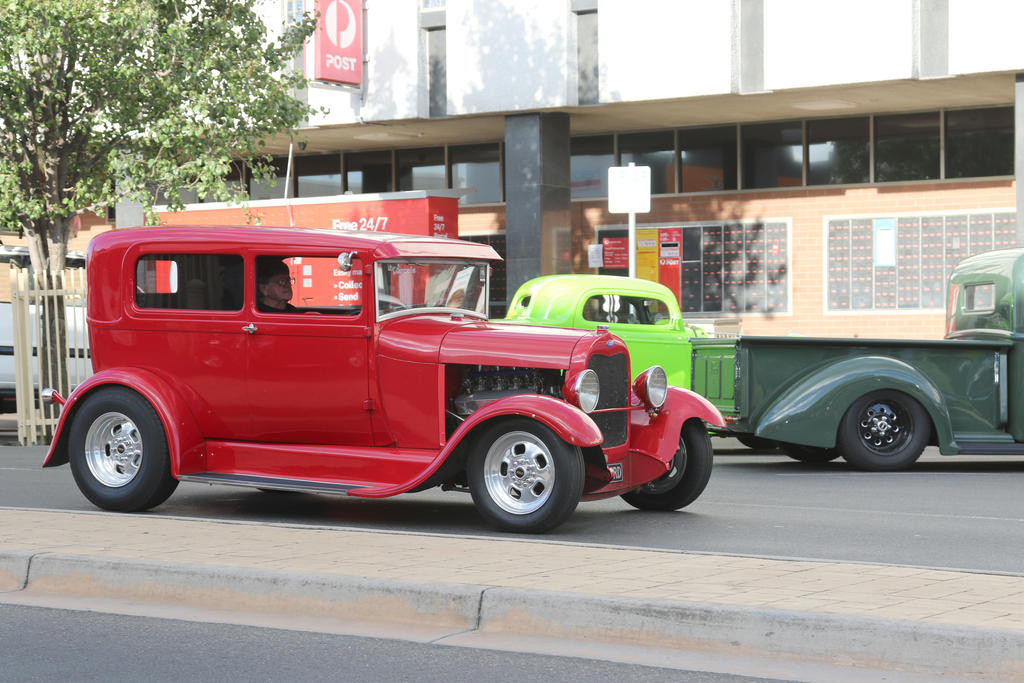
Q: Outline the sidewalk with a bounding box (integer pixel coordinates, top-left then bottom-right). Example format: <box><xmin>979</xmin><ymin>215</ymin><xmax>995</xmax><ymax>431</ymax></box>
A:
<box><xmin>2</xmin><ymin>508</ymin><xmax>1023</xmax><ymax>681</ymax></box>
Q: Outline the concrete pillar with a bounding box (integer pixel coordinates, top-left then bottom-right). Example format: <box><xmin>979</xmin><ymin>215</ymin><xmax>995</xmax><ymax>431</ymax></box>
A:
<box><xmin>503</xmin><ymin>112</ymin><xmax>571</xmax><ymax>303</ymax></box>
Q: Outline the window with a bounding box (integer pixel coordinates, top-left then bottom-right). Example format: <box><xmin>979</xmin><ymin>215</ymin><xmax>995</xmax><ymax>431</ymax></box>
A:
<box><xmin>397</xmin><ymin>148</ymin><xmax>445</xmax><ymax>191</ymax></box>
<box><xmin>807</xmin><ymin>117</ymin><xmax>869</xmax><ymax>185</ymax></box>
<box><xmin>450</xmin><ymin>144</ymin><xmax>501</xmax><ymax>204</ymax></box>
<box><xmin>964</xmin><ymin>283</ymin><xmax>996</xmax><ymax>312</ymax></box>
<box><xmin>346</xmin><ymin>151</ymin><xmax>392</xmax><ymax>193</ymax></box>
<box><xmin>571</xmin><ymin>136</ymin><xmax>613</xmax><ymax>198</ymax></box>
<box><xmin>374</xmin><ymin>259</ymin><xmax>489</xmax><ymax>319</ymax></box>
<box><xmin>295</xmin><ymin>154</ymin><xmax>341</xmax><ymax>198</ymax></box>
<box><xmin>875</xmin><ymin>113</ymin><xmax>939</xmax><ymax>182</ymax></box>
<box><xmin>679</xmin><ymin>126</ymin><xmax>737</xmax><ymax>192</ymax></box>
<box><xmin>135</xmin><ymin>254</ymin><xmax>243</xmax><ymax>311</ymax></box>
<box><xmin>249</xmin><ymin>158</ymin><xmax>289</xmax><ymax>201</ymax></box>
<box><xmin>582</xmin><ymin>295</ymin><xmax>670</xmax><ymax>325</ymax></box>
<box><xmin>619</xmin><ymin>131</ymin><xmax>675</xmax><ymax>195</ymax></box>
<box><xmin>946</xmin><ymin>107</ymin><xmax>1013</xmax><ymax>179</ymax></box>
<box><xmin>741</xmin><ymin>122</ymin><xmax>802</xmax><ymax>189</ymax></box>
<box><xmin>680</xmin><ymin>222</ymin><xmax>788</xmax><ymax>314</ymax></box>
<box><xmin>827</xmin><ymin>211</ymin><xmax>1017</xmax><ymax>311</ymax></box>
<box><xmin>256</xmin><ymin>255</ymin><xmax>362</xmax><ymax>314</ymax></box>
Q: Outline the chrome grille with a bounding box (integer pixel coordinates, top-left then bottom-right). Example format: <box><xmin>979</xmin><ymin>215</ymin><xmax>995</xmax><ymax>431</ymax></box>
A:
<box><xmin>587</xmin><ymin>352</ymin><xmax>628</xmax><ymax>447</ymax></box>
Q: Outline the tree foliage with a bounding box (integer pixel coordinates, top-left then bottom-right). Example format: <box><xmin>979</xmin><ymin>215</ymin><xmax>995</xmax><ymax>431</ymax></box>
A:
<box><xmin>0</xmin><ymin>0</ymin><xmax>316</xmax><ymax>274</ymax></box>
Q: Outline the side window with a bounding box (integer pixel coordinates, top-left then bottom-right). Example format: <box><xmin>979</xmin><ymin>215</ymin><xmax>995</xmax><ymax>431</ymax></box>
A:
<box><xmin>964</xmin><ymin>283</ymin><xmax>995</xmax><ymax>312</ymax></box>
<box><xmin>255</xmin><ymin>254</ymin><xmax>362</xmax><ymax>315</ymax></box>
<box><xmin>582</xmin><ymin>295</ymin><xmax>610</xmax><ymax>322</ymax></box>
<box><xmin>582</xmin><ymin>295</ymin><xmax>665</xmax><ymax>324</ymax></box>
<box><xmin>135</xmin><ymin>254</ymin><xmax>243</xmax><ymax>310</ymax></box>
<box><xmin>645</xmin><ymin>299</ymin><xmax>672</xmax><ymax>324</ymax></box>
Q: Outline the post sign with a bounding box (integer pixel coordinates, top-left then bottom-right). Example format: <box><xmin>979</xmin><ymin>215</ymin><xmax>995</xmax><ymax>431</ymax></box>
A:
<box><xmin>313</xmin><ymin>0</ymin><xmax>363</xmax><ymax>86</ymax></box>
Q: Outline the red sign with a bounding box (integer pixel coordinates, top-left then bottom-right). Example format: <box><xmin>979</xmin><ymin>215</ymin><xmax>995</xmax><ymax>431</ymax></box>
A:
<box><xmin>156</xmin><ymin>192</ymin><xmax>459</xmax><ymax>240</ymax></box>
<box><xmin>314</xmin><ymin>0</ymin><xmax>362</xmax><ymax>86</ymax></box>
<box><xmin>602</xmin><ymin>237</ymin><xmax>629</xmax><ymax>269</ymax></box>
<box><xmin>658</xmin><ymin>228</ymin><xmax>682</xmax><ymax>301</ymax></box>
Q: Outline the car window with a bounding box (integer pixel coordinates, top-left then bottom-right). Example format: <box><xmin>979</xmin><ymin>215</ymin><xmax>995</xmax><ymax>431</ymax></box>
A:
<box><xmin>255</xmin><ymin>254</ymin><xmax>362</xmax><ymax>315</ymax></box>
<box><xmin>582</xmin><ymin>294</ymin><xmax>669</xmax><ymax>325</ymax></box>
<box><xmin>135</xmin><ymin>254</ymin><xmax>243</xmax><ymax>311</ymax></box>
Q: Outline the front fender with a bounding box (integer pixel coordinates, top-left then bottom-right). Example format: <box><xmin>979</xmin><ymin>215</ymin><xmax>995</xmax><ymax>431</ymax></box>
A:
<box><xmin>352</xmin><ymin>394</ymin><xmax>602</xmax><ymax>498</ymax></box>
<box><xmin>630</xmin><ymin>387</ymin><xmax>725</xmax><ymax>463</ymax></box>
<box><xmin>754</xmin><ymin>356</ymin><xmax>953</xmax><ymax>449</ymax></box>
<box><xmin>43</xmin><ymin>368</ymin><xmax>204</xmax><ymax>477</ymax></box>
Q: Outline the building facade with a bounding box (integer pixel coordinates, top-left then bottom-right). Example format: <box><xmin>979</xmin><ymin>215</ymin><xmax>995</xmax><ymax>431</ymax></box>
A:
<box><xmin>196</xmin><ymin>0</ymin><xmax>1023</xmax><ymax>337</ymax></box>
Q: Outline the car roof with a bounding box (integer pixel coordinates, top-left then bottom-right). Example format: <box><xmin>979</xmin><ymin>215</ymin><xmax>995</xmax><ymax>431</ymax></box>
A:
<box><xmin>89</xmin><ymin>225</ymin><xmax>502</xmax><ymax>261</ymax></box>
<box><xmin>517</xmin><ymin>274</ymin><xmax>677</xmax><ymax>301</ymax></box>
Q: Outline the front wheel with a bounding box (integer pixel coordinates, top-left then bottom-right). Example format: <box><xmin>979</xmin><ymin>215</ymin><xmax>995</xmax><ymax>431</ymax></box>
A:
<box><xmin>69</xmin><ymin>387</ymin><xmax>178</xmax><ymax>511</ymax></box>
<box><xmin>467</xmin><ymin>418</ymin><xmax>584</xmax><ymax>533</ymax></box>
<box><xmin>837</xmin><ymin>390</ymin><xmax>929</xmax><ymax>471</ymax></box>
<box><xmin>621</xmin><ymin>421</ymin><xmax>713</xmax><ymax>512</ymax></box>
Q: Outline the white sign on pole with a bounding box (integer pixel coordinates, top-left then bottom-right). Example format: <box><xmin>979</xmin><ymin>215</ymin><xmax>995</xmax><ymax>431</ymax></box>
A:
<box><xmin>607</xmin><ymin>164</ymin><xmax>651</xmax><ymax>278</ymax></box>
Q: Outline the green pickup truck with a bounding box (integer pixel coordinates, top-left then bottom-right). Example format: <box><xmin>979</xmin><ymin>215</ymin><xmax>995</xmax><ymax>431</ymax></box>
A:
<box><xmin>693</xmin><ymin>247</ymin><xmax>1024</xmax><ymax>471</ymax></box>
<box><xmin>503</xmin><ymin>274</ymin><xmax>707</xmax><ymax>388</ymax></box>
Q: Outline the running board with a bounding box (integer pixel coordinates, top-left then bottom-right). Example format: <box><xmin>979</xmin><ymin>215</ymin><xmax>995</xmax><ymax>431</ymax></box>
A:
<box><xmin>956</xmin><ymin>442</ymin><xmax>1024</xmax><ymax>456</ymax></box>
<box><xmin>178</xmin><ymin>473</ymin><xmax>365</xmax><ymax>496</ymax></box>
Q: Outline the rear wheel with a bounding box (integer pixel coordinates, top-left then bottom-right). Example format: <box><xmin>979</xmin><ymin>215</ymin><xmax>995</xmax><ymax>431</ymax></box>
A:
<box><xmin>837</xmin><ymin>390</ymin><xmax>929</xmax><ymax>471</ymax></box>
<box><xmin>467</xmin><ymin>418</ymin><xmax>584</xmax><ymax>533</ymax></box>
<box><xmin>69</xmin><ymin>387</ymin><xmax>178</xmax><ymax>511</ymax></box>
<box><xmin>621</xmin><ymin>421</ymin><xmax>713</xmax><ymax>511</ymax></box>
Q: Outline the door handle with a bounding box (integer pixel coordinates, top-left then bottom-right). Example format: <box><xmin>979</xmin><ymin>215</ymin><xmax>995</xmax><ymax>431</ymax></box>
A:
<box><xmin>242</xmin><ymin>323</ymin><xmax>257</xmax><ymax>335</ymax></box>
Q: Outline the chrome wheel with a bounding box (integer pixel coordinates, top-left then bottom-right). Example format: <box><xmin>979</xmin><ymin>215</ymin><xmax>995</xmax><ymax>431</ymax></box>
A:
<box><xmin>857</xmin><ymin>401</ymin><xmax>909</xmax><ymax>455</ymax></box>
<box><xmin>83</xmin><ymin>411</ymin><xmax>143</xmax><ymax>487</ymax></box>
<box><xmin>482</xmin><ymin>430</ymin><xmax>554</xmax><ymax>515</ymax></box>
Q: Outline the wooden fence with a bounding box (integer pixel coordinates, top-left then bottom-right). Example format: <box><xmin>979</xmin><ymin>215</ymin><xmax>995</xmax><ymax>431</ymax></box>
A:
<box><xmin>10</xmin><ymin>267</ymin><xmax>90</xmax><ymax>445</ymax></box>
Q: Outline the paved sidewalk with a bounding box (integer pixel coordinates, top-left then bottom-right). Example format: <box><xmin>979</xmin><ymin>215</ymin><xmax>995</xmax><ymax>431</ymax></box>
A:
<box><xmin>2</xmin><ymin>508</ymin><xmax>1023</xmax><ymax>680</ymax></box>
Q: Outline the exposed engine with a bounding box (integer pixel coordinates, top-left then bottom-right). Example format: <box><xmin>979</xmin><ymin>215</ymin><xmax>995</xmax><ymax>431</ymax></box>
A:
<box><xmin>450</xmin><ymin>365</ymin><xmax>564</xmax><ymax>418</ymax></box>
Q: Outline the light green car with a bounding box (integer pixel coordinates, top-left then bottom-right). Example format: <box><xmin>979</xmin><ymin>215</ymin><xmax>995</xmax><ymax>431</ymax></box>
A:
<box><xmin>502</xmin><ymin>274</ymin><xmax>707</xmax><ymax>388</ymax></box>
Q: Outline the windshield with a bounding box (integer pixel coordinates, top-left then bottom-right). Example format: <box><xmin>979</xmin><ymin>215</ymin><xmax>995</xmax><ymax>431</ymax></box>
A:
<box><xmin>375</xmin><ymin>259</ymin><xmax>490</xmax><ymax>319</ymax></box>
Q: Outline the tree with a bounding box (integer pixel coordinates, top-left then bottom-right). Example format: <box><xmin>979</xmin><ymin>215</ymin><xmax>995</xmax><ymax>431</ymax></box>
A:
<box><xmin>0</xmin><ymin>0</ymin><xmax>317</xmax><ymax>410</ymax></box>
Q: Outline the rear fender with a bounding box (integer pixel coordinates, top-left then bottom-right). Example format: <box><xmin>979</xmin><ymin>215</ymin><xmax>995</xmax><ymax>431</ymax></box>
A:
<box><xmin>630</xmin><ymin>387</ymin><xmax>725</xmax><ymax>462</ymax></box>
<box><xmin>754</xmin><ymin>356</ymin><xmax>953</xmax><ymax>449</ymax></box>
<box><xmin>43</xmin><ymin>369</ymin><xmax>204</xmax><ymax>477</ymax></box>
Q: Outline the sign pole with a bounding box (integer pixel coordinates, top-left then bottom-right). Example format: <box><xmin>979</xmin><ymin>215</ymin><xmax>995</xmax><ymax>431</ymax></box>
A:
<box><xmin>607</xmin><ymin>162</ymin><xmax>650</xmax><ymax>279</ymax></box>
<box><xmin>628</xmin><ymin>210</ymin><xmax>636</xmax><ymax>278</ymax></box>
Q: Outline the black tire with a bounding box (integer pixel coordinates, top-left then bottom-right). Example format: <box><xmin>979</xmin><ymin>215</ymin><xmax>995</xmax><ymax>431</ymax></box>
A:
<box><xmin>736</xmin><ymin>434</ymin><xmax>778</xmax><ymax>451</ymax></box>
<box><xmin>467</xmin><ymin>417</ymin><xmax>584</xmax><ymax>533</ymax></box>
<box><xmin>68</xmin><ymin>386</ymin><xmax>178</xmax><ymax>511</ymax></box>
<box><xmin>780</xmin><ymin>442</ymin><xmax>841</xmax><ymax>463</ymax></box>
<box><xmin>837</xmin><ymin>390</ymin><xmax>929</xmax><ymax>471</ymax></box>
<box><xmin>621</xmin><ymin>421</ymin><xmax>713</xmax><ymax>511</ymax></box>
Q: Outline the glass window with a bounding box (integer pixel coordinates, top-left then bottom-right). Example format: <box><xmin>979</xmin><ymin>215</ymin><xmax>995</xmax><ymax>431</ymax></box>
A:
<box><xmin>295</xmin><ymin>154</ymin><xmax>341</xmax><ymax>198</ymax></box>
<box><xmin>450</xmin><ymin>144</ymin><xmax>501</xmax><ymax>204</ymax></box>
<box><xmin>397</xmin><ymin>147</ymin><xmax>446</xmax><ymax>191</ymax></box>
<box><xmin>875</xmin><ymin>113</ymin><xmax>939</xmax><ymax>182</ymax></box>
<box><xmin>374</xmin><ymin>259</ymin><xmax>490</xmax><ymax>319</ymax></box>
<box><xmin>964</xmin><ymin>283</ymin><xmax>996</xmax><ymax>312</ymax></box>
<box><xmin>135</xmin><ymin>254</ymin><xmax>243</xmax><ymax>311</ymax></box>
<box><xmin>571</xmin><ymin>135</ymin><xmax>613</xmax><ymax>199</ymax></box>
<box><xmin>741</xmin><ymin>122</ymin><xmax>802</xmax><ymax>189</ymax></box>
<box><xmin>619</xmin><ymin>131</ymin><xmax>675</xmax><ymax>194</ymax></box>
<box><xmin>346</xmin><ymin>151</ymin><xmax>393</xmax><ymax>193</ymax></box>
<box><xmin>679</xmin><ymin>126</ymin><xmax>737</xmax><ymax>192</ymax></box>
<box><xmin>946</xmin><ymin>107</ymin><xmax>1013</xmax><ymax>179</ymax></box>
<box><xmin>807</xmin><ymin>117</ymin><xmax>869</xmax><ymax>185</ymax></box>
<box><xmin>582</xmin><ymin>294</ymin><xmax>669</xmax><ymax>325</ymax></box>
<box><xmin>256</xmin><ymin>255</ymin><xmax>361</xmax><ymax>314</ymax></box>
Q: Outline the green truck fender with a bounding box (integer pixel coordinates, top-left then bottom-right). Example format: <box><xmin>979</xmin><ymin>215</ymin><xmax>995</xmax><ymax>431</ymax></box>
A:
<box><xmin>753</xmin><ymin>356</ymin><xmax>954</xmax><ymax>451</ymax></box>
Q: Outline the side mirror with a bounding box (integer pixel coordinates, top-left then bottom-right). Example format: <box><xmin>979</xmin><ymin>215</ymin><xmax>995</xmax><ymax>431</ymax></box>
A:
<box><xmin>337</xmin><ymin>251</ymin><xmax>358</xmax><ymax>272</ymax></box>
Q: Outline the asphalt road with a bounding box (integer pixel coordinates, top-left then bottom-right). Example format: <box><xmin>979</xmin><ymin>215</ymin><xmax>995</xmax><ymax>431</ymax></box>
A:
<box><xmin>4</xmin><ymin>440</ymin><xmax>1024</xmax><ymax>574</ymax></box>
<box><xmin>0</xmin><ymin>603</ymin><xmax>767</xmax><ymax>683</ymax></box>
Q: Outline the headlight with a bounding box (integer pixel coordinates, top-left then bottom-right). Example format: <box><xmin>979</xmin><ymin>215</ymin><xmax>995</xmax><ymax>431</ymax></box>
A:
<box><xmin>633</xmin><ymin>366</ymin><xmax>668</xmax><ymax>409</ymax></box>
<box><xmin>573</xmin><ymin>369</ymin><xmax>601</xmax><ymax>413</ymax></box>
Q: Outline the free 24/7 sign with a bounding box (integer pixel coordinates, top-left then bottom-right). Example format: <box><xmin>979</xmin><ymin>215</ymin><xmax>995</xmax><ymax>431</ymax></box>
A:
<box><xmin>314</xmin><ymin>0</ymin><xmax>362</xmax><ymax>86</ymax></box>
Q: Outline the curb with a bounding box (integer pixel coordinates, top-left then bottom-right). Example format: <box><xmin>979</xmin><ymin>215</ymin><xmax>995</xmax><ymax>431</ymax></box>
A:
<box><xmin>2</xmin><ymin>551</ymin><xmax>1023</xmax><ymax>680</ymax></box>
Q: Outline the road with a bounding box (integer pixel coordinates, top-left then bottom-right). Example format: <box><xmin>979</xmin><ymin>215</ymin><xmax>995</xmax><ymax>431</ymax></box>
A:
<box><xmin>0</xmin><ymin>603</ymin><xmax>767</xmax><ymax>683</ymax></box>
<box><xmin>4</xmin><ymin>440</ymin><xmax>1024</xmax><ymax>574</ymax></box>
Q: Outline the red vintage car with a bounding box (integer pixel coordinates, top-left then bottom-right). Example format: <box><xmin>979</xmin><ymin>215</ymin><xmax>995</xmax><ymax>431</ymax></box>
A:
<box><xmin>43</xmin><ymin>227</ymin><xmax>724</xmax><ymax>532</ymax></box>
